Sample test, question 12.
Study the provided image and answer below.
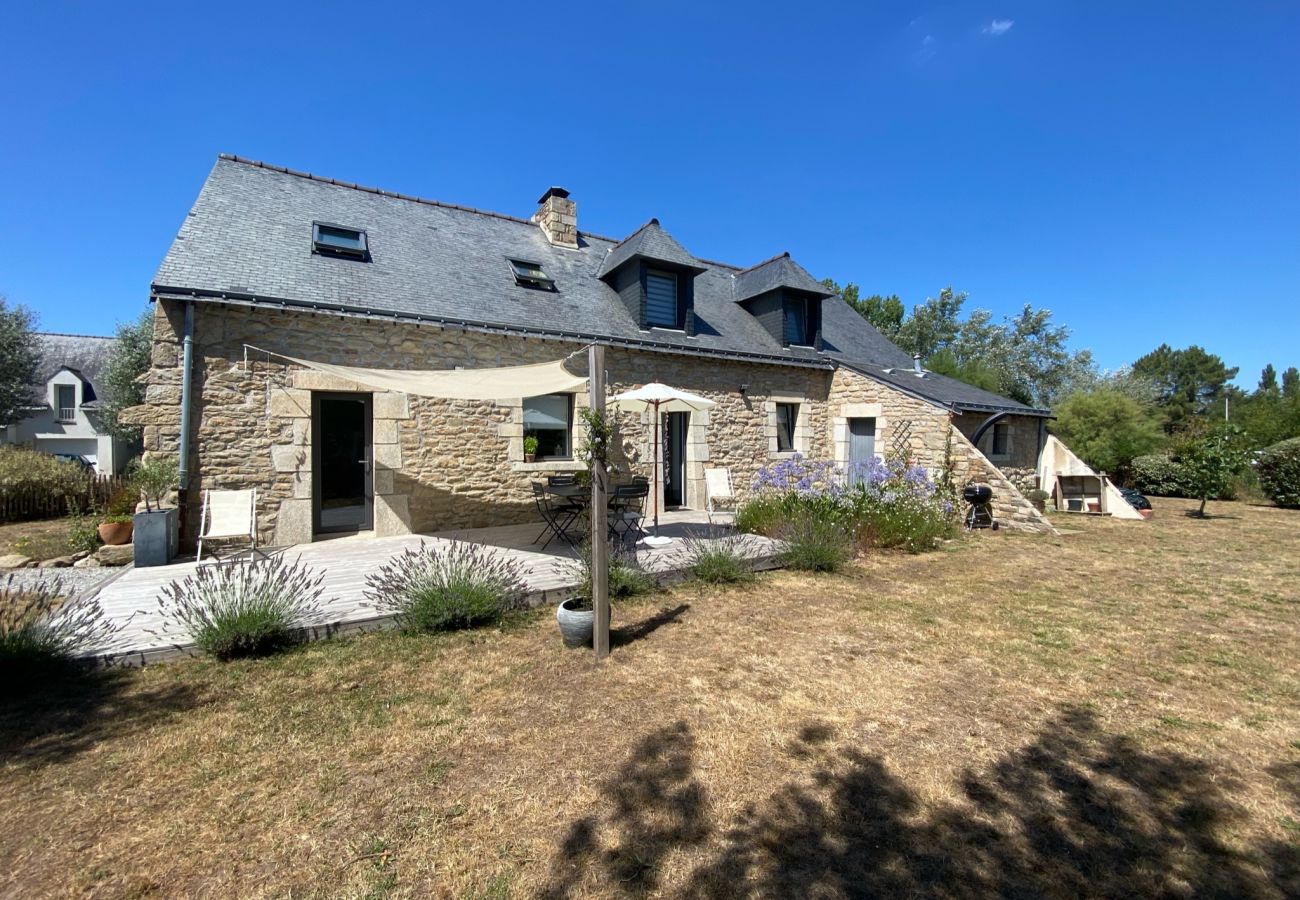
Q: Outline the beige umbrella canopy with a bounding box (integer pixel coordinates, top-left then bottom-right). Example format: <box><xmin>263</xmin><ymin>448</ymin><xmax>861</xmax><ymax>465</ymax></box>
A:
<box><xmin>609</xmin><ymin>382</ymin><xmax>717</xmax><ymax>545</ymax></box>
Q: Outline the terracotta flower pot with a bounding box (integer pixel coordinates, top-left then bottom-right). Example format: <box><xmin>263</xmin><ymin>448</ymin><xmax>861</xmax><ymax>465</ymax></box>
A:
<box><xmin>524</xmin><ymin>453</ymin><xmax>536</xmax><ymax>463</ymax></box>
<box><xmin>97</xmin><ymin>521</ymin><xmax>134</xmax><ymax>546</ymax></box>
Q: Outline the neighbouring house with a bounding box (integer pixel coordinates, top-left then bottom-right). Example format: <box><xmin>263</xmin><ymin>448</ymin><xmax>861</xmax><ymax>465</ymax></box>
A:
<box><xmin>1</xmin><ymin>332</ymin><xmax>130</xmax><ymax>474</ymax></box>
<box><xmin>124</xmin><ymin>154</ymin><xmax>1054</xmax><ymax>546</ymax></box>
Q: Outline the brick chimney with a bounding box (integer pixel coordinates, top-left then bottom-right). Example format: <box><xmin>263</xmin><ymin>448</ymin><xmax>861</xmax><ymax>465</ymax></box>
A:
<box><xmin>533</xmin><ymin>187</ymin><xmax>578</xmax><ymax>249</ymax></box>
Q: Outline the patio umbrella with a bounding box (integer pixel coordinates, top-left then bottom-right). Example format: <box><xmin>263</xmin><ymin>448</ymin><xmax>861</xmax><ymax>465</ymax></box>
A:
<box><xmin>609</xmin><ymin>382</ymin><xmax>716</xmax><ymax>546</ymax></box>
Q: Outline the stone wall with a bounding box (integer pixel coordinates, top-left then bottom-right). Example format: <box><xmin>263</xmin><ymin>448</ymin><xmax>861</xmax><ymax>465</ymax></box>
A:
<box><xmin>127</xmin><ymin>299</ymin><xmax>1052</xmax><ymax>543</ymax></box>
<box><xmin>129</xmin><ymin>300</ymin><xmax>838</xmax><ymax>545</ymax></box>
<box><xmin>953</xmin><ymin>412</ymin><xmax>1043</xmax><ymax>473</ymax></box>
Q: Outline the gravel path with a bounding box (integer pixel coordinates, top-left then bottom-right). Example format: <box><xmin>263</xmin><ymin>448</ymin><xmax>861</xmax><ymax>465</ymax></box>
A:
<box><xmin>1</xmin><ymin>566</ymin><xmax>124</xmax><ymax>597</ymax></box>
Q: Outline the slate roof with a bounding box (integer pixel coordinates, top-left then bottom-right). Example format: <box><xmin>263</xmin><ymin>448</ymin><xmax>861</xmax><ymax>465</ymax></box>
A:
<box><xmin>32</xmin><ymin>333</ymin><xmax>117</xmax><ymax>405</ymax></box>
<box><xmin>733</xmin><ymin>252</ymin><xmax>834</xmax><ymax>303</ymax></box>
<box><xmin>595</xmin><ymin>219</ymin><xmax>707</xmax><ymax>278</ymax></box>
<box><xmin>152</xmin><ymin>155</ymin><xmax>1046</xmax><ymax>416</ymax></box>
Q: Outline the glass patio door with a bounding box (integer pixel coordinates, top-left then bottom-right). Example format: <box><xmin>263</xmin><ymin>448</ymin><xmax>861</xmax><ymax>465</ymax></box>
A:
<box><xmin>312</xmin><ymin>392</ymin><xmax>373</xmax><ymax>533</ymax></box>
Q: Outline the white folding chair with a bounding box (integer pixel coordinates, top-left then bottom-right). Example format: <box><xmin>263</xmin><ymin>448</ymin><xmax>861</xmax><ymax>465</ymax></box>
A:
<box><xmin>704</xmin><ymin>468</ymin><xmax>737</xmax><ymax>526</ymax></box>
<box><xmin>196</xmin><ymin>488</ymin><xmax>261</xmax><ymax>561</ymax></box>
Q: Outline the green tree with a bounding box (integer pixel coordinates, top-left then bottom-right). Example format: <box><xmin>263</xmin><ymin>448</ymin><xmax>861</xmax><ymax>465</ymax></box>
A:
<box><xmin>1172</xmin><ymin>424</ymin><xmax>1249</xmax><ymax>518</ymax></box>
<box><xmin>821</xmin><ymin>279</ymin><xmax>904</xmax><ymax>337</ymax></box>
<box><xmin>1258</xmin><ymin>364</ymin><xmax>1279</xmax><ymax>395</ymax></box>
<box><xmin>925</xmin><ymin>347</ymin><xmax>1005</xmax><ymax>394</ymax></box>
<box><xmin>0</xmin><ymin>297</ymin><xmax>40</xmax><ymax>426</ymax></box>
<box><xmin>1049</xmin><ymin>388</ymin><xmax>1164</xmax><ymax>477</ymax></box>
<box><xmin>938</xmin><ymin>303</ymin><xmax>1094</xmax><ymax>407</ymax></box>
<box><xmin>1132</xmin><ymin>344</ymin><xmax>1239</xmax><ymax>432</ymax></box>
<box><xmin>895</xmin><ymin>287</ymin><xmax>966</xmax><ymax>359</ymax></box>
<box><xmin>1282</xmin><ymin>367</ymin><xmax>1299</xmax><ymax>399</ymax></box>
<box><xmin>1231</xmin><ymin>361</ymin><xmax>1300</xmax><ymax>449</ymax></box>
<box><xmin>99</xmin><ymin>307</ymin><xmax>154</xmax><ymax>448</ymax></box>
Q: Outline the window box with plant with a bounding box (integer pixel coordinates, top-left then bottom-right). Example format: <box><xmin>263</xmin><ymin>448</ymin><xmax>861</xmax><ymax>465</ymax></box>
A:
<box><xmin>131</xmin><ymin>456</ymin><xmax>180</xmax><ymax>568</ymax></box>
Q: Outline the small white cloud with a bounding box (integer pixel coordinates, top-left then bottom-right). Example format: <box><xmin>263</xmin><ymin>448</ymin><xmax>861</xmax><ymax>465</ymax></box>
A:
<box><xmin>915</xmin><ymin>33</ymin><xmax>938</xmax><ymax>63</ymax></box>
<box><xmin>982</xmin><ymin>19</ymin><xmax>1014</xmax><ymax>36</ymax></box>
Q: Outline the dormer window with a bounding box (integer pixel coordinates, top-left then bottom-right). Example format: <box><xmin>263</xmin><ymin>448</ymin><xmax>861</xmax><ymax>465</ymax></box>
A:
<box><xmin>312</xmin><ymin>222</ymin><xmax>370</xmax><ymax>261</ymax></box>
<box><xmin>56</xmin><ymin>385</ymin><xmax>76</xmax><ymax>422</ymax></box>
<box><xmin>509</xmin><ymin>259</ymin><xmax>556</xmax><ymax>291</ymax></box>
<box><xmin>645</xmin><ymin>270</ymin><xmax>679</xmax><ymax>328</ymax></box>
<box><xmin>784</xmin><ymin>296</ymin><xmax>815</xmax><ymax>346</ymax></box>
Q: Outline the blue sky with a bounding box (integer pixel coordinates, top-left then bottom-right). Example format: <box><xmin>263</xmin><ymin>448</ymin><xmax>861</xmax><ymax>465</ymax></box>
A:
<box><xmin>1</xmin><ymin>1</ymin><xmax>1296</xmax><ymax>386</ymax></box>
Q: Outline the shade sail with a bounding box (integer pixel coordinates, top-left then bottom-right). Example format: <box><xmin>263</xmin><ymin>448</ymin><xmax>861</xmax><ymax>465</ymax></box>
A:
<box><xmin>609</xmin><ymin>382</ymin><xmax>716</xmax><ymax>413</ymax></box>
<box><xmin>273</xmin><ymin>353</ymin><xmax>586</xmax><ymax>400</ymax></box>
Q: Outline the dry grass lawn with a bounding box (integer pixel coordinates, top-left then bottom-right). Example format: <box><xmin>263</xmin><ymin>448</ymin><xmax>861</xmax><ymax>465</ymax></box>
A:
<box><xmin>1</xmin><ymin>497</ymin><xmax>1297</xmax><ymax>898</ymax></box>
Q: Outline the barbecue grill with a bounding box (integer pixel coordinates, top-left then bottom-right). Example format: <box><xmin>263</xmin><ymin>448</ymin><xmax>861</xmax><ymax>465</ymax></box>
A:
<box><xmin>962</xmin><ymin>483</ymin><xmax>998</xmax><ymax>530</ymax></box>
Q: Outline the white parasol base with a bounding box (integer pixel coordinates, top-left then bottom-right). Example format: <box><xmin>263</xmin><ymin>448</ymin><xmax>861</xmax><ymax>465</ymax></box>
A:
<box><xmin>640</xmin><ymin>535</ymin><xmax>674</xmax><ymax>548</ymax></box>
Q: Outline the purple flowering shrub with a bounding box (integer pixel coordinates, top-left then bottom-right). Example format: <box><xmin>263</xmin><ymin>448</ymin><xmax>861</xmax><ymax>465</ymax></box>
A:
<box><xmin>736</xmin><ymin>453</ymin><xmax>955</xmax><ymax>553</ymax></box>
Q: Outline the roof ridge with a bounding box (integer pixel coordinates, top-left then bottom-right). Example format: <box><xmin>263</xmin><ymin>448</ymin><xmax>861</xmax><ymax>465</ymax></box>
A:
<box><xmin>604</xmin><ymin>217</ymin><xmax>661</xmax><ymax>250</ymax></box>
<box><xmin>36</xmin><ymin>331</ymin><xmax>115</xmax><ymax>340</ymax></box>
<box><xmin>734</xmin><ymin>250</ymin><xmax>792</xmax><ymax>276</ymax></box>
<box><xmin>216</xmin><ymin>153</ymin><xmax>625</xmax><ymax>244</ymax></box>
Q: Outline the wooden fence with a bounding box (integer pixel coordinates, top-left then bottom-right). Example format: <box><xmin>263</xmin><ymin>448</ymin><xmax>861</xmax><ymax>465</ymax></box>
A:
<box><xmin>0</xmin><ymin>474</ymin><xmax>132</xmax><ymax>523</ymax></box>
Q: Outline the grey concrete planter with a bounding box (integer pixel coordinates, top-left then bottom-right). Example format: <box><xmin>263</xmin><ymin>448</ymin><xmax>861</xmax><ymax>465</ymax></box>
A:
<box><xmin>133</xmin><ymin>508</ymin><xmax>179</xmax><ymax>568</ymax></box>
<box><xmin>556</xmin><ymin>597</ymin><xmax>594</xmax><ymax>649</ymax></box>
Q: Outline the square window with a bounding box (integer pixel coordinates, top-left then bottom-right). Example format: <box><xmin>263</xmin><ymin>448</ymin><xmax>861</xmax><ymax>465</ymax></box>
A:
<box><xmin>775</xmin><ymin>402</ymin><xmax>799</xmax><ymax>453</ymax></box>
<box><xmin>509</xmin><ymin>258</ymin><xmax>556</xmax><ymax>290</ymax></box>
<box><xmin>991</xmin><ymin>422</ymin><xmax>1010</xmax><ymax>456</ymax></box>
<box><xmin>645</xmin><ymin>269</ymin><xmax>679</xmax><ymax>328</ymax></box>
<box><xmin>312</xmin><ymin>222</ymin><xmax>370</xmax><ymax>260</ymax></box>
<box><xmin>523</xmin><ymin>393</ymin><xmax>573</xmax><ymax>460</ymax></box>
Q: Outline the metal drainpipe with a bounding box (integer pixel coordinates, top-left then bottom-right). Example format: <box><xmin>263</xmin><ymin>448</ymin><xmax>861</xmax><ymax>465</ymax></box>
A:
<box><xmin>178</xmin><ymin>301</ymin><xmax>195</xmax><ymax>538</ymax></box>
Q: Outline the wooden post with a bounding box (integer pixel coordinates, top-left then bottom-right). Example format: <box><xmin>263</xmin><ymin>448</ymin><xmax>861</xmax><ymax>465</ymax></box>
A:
<box><xmin>589</xmin><ymin>345</ymin><xmax>610</xmax><ymax>659</ymax></box>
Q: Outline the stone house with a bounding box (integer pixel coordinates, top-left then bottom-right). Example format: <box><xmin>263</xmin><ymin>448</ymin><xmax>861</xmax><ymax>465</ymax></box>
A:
<box><xmin>125</xmin><ymin>155</ymin><xmax>1053</xmax><ymax>545</ymax></box>
<box><xmin>1</xmin><ymin>332</ymin><xmax>131</xmax><ymax>474</ymax></box>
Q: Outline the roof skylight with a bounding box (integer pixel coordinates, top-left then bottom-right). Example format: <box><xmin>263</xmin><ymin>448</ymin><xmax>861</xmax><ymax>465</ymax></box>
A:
<box><xmin>509</xmin><ymin>258</ymin><xmax>556</xmax><ymax>291</ymax></box>
<box><xmin>312</xmin><ymin>222</ymin><xmax>370</xmax><ymax>261</ymax></box>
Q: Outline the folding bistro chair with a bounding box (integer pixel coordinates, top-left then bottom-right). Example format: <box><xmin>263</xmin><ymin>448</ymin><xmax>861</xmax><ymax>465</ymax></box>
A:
<box><xmin>532</xmin><ymin>482</ymin><xmax>580</xmax><ymax>551</ymax></box>
<box><xmin>196</xmin><ymin>488</ymin><xmax>262</xmax><ymax>561</ymax></box>
<box><xmin>704</xmin><ymin>467</ymin><xmax>738</xmax><ymax>527</ymax></box>
<box><xmin>608</xmin><ymin>481</ymin><xmax>649</xmax><ymax>544</ymax></box>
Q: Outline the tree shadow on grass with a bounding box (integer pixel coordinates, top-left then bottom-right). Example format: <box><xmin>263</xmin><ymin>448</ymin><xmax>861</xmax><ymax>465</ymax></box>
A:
<box><xmin>541</xmin><ymin>721</ymin><xmax>709</xmax><ymax>898</ymax></box>
<box><xmin>611</xmin><ymin>603</ymin><xmax>690</xmax><ymax>648</ymax></box>
<box><xmin>0</xmin><ymin>667</ymin><xmax>203</xmax><ymax>769</ymax></box>
<box><xmin>544</xmin><ymin>706</ymin><xmax>1292</xmax><ymax>898</ymax></box>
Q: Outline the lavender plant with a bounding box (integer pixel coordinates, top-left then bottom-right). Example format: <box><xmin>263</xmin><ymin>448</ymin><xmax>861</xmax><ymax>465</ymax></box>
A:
<box><xmin>737</xmin><ymin>453</ymin><xmax>955</xmax><ymax>554</ymax></box>
<box><xmin>0</xmin><ymin>576</ymin><xmax>123</xmax><ymax>675</ymax></box>
<box><xmin>680</xmin><ymin>531</ymin><xmax>754</xmax><ymax>585</ymax></box>
<box><xmin>365</xmin><ymin>541</ymin><xmax>528</xmax><ymax>633</ymax></box>
<box><xmin>158</xmin><ymin>556</ymin><xmax>325</xmax><ymax>659</ymax></box>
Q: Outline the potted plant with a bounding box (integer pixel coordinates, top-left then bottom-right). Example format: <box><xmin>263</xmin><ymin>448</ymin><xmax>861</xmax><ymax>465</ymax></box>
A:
<box><xmin>96</xmin><ymin>486</ymin><xmax>137</xmax><ymax>545</ymax></box>
<box><xmin>131</xmin><ymin>456</ymin><xmax>180</xmax><ymax>567</ymax></box>
<box><xmin>1025</xmin><ymin>488</ymin><xmax>1050</xmax><ymax>513</ymax></box>
<box><xmin>556</xmin><ymin>595</ymin><xmax>594</xmax><ymax>648</ymax></box>
<box><xmin>523</xmin><ymin>434</ymin><xmax>538</xmax><ymax>464</ymax></box>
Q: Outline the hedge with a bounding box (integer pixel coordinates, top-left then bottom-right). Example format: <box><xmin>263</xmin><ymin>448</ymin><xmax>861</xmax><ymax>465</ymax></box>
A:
<box><xmin>1257</xmin><ymin>437</ymin><xmax>1300</xmax><ymax>509</ymax></box>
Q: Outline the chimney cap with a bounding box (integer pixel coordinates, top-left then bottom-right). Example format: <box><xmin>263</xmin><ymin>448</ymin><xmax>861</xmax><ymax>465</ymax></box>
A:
<box><xmin>537</xmin><ymin>186</ymin><xmax>571</xmax><ymax>204</ymax></box>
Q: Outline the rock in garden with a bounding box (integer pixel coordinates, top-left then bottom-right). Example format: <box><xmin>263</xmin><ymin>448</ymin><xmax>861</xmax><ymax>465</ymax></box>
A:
<box><xmin>73</xmin><ymin>556</ymin><xmax>103</xmax><ymax>568</ymax></box>
<box><xmin>0</xmin><ymin>553</ymin><xmax>34</xmax><ymax>569</ymax></box>
<box><xmin>71</xmin><ymin>549</ymin><xmax>93</xmax><ymax>562</ymax></box>
<box><xmin>94</xmin><ymin>544</ymin><xmax>135</xmax><ymax>567</ymax></box>
<box><xmin>40</xmin><ymin>555</ymin><xmax>76</xmax><ymax>568</ymax></box>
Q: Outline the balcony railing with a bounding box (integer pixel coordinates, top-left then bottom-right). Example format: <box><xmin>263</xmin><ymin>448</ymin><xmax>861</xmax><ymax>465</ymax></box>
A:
<box><xmin>56</xmin><ymin>407</ymin><xmax>76</xmax><ymax>423</ymax></box>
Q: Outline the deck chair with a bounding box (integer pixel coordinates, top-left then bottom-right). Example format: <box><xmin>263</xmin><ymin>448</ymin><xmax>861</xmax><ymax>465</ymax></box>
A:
<box><xmin>196</xmin><ymin>488</ymin><xmax>261</xmax><ymax>561</ymax></box>
<box><xmin>704</xmin><ymin>467</ymin><xmax>738</xmax><ymax>526</ymax></box>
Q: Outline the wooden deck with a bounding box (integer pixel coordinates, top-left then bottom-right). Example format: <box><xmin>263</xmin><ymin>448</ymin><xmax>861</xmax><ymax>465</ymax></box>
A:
<box><xmin>82</xmin><ymin>510</ymin><xmax>779</xmax><ymax>664</ymax></box>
